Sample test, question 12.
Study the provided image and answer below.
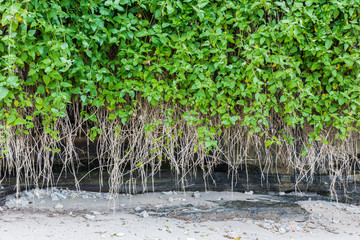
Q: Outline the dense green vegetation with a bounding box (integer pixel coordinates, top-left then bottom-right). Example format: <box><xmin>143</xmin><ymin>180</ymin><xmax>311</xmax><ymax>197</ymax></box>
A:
<box><xmin>0</xmin><ymin>0</ymin><xmax>359</xmax><ymax>192</ymax></box>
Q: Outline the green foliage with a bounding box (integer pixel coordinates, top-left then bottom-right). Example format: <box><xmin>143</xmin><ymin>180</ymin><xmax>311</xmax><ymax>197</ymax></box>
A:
<box><xmin>0</xmin><ymin>0</ymin><xmax>360</xmax><ymax>148</ymax></box>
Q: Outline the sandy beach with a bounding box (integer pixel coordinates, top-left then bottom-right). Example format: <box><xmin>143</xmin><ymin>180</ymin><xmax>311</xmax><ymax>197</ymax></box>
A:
<box><xmin>1</xmin><ymin>189</ymin><xmax>359</xmax><ymax>240</ymax></box>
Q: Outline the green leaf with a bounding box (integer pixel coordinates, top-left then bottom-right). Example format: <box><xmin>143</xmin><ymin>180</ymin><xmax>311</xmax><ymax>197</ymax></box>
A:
<box><xmin>288</xmin><ymin>81</ymin><xmax>297</xmax><ymax>89</ymax></box>
<box><xmin>109</xmin><ymin>113</ymin><xmax>117</xmax><ymax>120</ymax></box>
<box><xmin>0</xmin><ymin>87</ymin><xmax>9</xmax><ymax>100</ymax></box>
<box><xmin>60</xmin><ymin>82</ymin><xmax>73</xmax><ymax>88</ymax></box>
<box><xmin>338</xmin><ymin>97</ymin><xmax>346</xmax><ymax>105</ymax></box>
<box><xmin>43</xmin><ymin>75</ymin><xmax>51</xmax><ymax>85</ymax></box>
<box><xmin>325</xmin><ymin>40</ymin><xmax>332</xmax><ymax>49</ymax></box>
<box><xmin>13</xmin><ymin>118</ymin><xmax>27</xmax><ymax>126</ymax></box>
<box><xmin>266</xmin><ymin>140</ymin><xmax>273</xmax><ymax>147</ymax></box>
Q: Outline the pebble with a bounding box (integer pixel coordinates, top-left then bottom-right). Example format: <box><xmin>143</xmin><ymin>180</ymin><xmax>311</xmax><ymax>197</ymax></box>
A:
<box><xmin>345</xmin><ymin>206</ymin><xmax>360</xmax><ymax>214</ymax></box>
<box><xmin>85</xmin><ymin>214</ymin><xmax>96</xmax><ymax>220</ymax></box>
<box><xmin>25</xmin><ymin>191</ymin><xmax>34</xmax><ymax>198</ymax></box>
<box><xmin>5</xmin><ymin>201</ymin><xmax>16</xmax><ymax>209</ymax></box>
<box><xmin>140</xmin><ymin>210</ymin><xmax>149</xmax><ymax>218</ymax></box>
<box><xmin>245</xmin><ymin>191</ymin><xmax>254</xmax><ymax>195</ymax></box>
<box><xmin>168</xmin><ymin>197</ymin><xmax>175</xmax><ymax>202</ymax></box>
<box><xmin>55</xmin><ymin>203</ymin><xmax>64</xmax><ymax>210</ymax></box>
<box><xmin>54</xmin><ymin>192</ymin><xmax>67</xmax><ymax>200</ymax></box>
<box><xmin>135</xmin><ymin>206</ymin><xmax>141</xmax><ymax>211</ymax></box>
<box><xmin>16</xmin><ymin>197</ymin><xmax>29</xmax><ymax>207</ymax></box>
<box><xmin>162</xmin><ymin>191</ymin><xmax>173</xmax><ymax>195</ymax></box>
<box><xmin>51</xmin><ymin>194</ymin><xmax>60</xmax><ymax>202</ymax></box>
<box><xmin>91</xmin><ymin>211</ymin><xmax>101</xmax><ymax>215</ymax></box>
<box><xmin>114</xmin><ymin>232</ymin><xmax>125</xmax><ymax>237</ymax></box>
<box><xmin>192</xmin><ymin>191</ymin><xmax>201</xmax><ymax>198</ymax></box>
<box><xmin>0</xmin><ymin>206</ymin><xmax>3</xmax><ymax>211</ymax></box>
<box><xmin>279</xmin><ymin>192</ymin><xmax>285</xmax><ymax>196</ymax></box>
<box><xmin>278</xmin><ymin>227</ymin><xmax>286</xmax><ymax>234</ymax></box>
<box><xmin>105</xmin><ymin>194</ymin><xmax>113</xmax><ymax>200</ymax></box>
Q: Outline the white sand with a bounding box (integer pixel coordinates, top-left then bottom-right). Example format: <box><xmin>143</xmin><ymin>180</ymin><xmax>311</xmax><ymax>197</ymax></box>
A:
<box><xmin>1</xmin><ymin>189</ymin><xmax>359</xmax><ymax>240</ymax></box>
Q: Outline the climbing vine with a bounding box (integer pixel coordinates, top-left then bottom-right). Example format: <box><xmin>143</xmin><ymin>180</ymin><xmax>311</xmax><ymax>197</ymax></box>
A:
<box><xmin>0</xmin><ymin>0</ymin><xmax>359</xmax><ymax>193</ymax></box>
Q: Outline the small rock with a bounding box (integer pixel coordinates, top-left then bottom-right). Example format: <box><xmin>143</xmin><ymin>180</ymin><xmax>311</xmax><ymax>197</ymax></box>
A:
<box><xmin>85</xmin><ymin>214</ymin><xmax>96</xmax><ymax>220</ymax></box>
<box><xmin>25</xmin><ymin>191</ymin><xmax>34</xmax><ymax>198</ymax></box>
<box><xmin>120</xmin><ymin>204</ymin><xmax>126</xmax><ymax>207</ymax></box>
<box><xmin>5</xmin><ymin>201</ymin><xmax>16</xmax><ymax>209</ymax></box>
<box><xmin>54</xmin><ymin>192</ymin><xmax>67</xmax><ymax>200</ymax></box>
<box><xmin>345</xmin><ymin>207</ymin><xmax>360</xmax><ymax>214</ymax></box>
<box><xmin>55</xmin><ymin>203</ymin><xmax>64</xmax><ymax>210</ymax></box>
<box><xmin>51</xmin><ymin>194</ymin><xmax>60</xmax><ymax>202</ymax></box>
<box><xmin>0</xmin><ymin>206</ymin><xmax>3</xmax><ymax>211</ymax></box>
<box><xmin>113</xmin><ymin>232</ymin><xmax>125</xmax><ymax>237</ymax></box>
<box><xmin>332</xmin><ymin>218</ymin><xmax>339</xmax><ymax>224</ymax></box>
<box><xmin>162</xmin><ymin>191</ymin><xmax>173</xmax><ymax>195</ymax></box>
<box><xmin>140</xmin><ymin>210</ymin><xmax>149</xmax><ymax>218</ymax></box>
<box><xmin>135</xmin><ymin>206</ymin><xmax>141</xmax><ymax>211</ymax></box>
<box><xmin>278</xmin><ymin>227</ymin><xmax>286</xmax><ymax>234</ymax></box>
<box><xmin>155</xmin><ymin>205</ymin><xmax>163</xmax><ymax>208</ymax></box>
<box><xmin>279</xmin><ymin>192</ymin><xmax>286</xmax><ymax>196</ymax></box>
<box><xmin>91</xmin><ymin>211</ymin><xmax>101</xmax><ymax>215</ymax></box>
<box><xmin>70</xmin><ymin>193</ymin><xmax>79</xmax><ymax>199</ymax></box>
<box><xmin>16</xmin><ymin>197</ymin><xmax>29</xmax><ymax>207</ymax></box>
<box><xmin>245</xmin><ymin>191</ymin><xmax>254</xmax><ymax>195</ymax></box>
<box><xmin>105</xmin><ymin>195</ymin><xmax>113</xmax><ymax>200</ymax></box>
<box><xmin>168</xmin><ymin>197</ymin><xmax>175</xmax><ymax>202</ymax></box>
<box><xmin>0</xmin><ymin>186</ymin><xmax>4</xmax><ymax>190</ymax></box>
<box><xmin>192</xmin><ymin>191</ymin><xmax>201</xmax><ymax>198</ymax></box>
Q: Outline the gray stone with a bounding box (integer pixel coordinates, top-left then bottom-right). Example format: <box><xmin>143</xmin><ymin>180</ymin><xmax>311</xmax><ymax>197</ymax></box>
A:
<box><xmin>105</xmin><ymin>194</ymin><xmax>113</xmax><ymax>200</ymax></box>
<box><xmin>51</xmin><ymin>193</ymin><xmax>60</xmax><ymax>201</ymax></box>
<box><xmin>192</xmin><ymin>191</ymin><xmax>201</xmax><ymax>198</ymax></box>
<box><xmin>5</xmin><ymin>201</ymin><xmax>16</xmax><ymax>209</ymax></box>
<box><xmin>85</xmin><ymin>214</ymin><xmax>96</xmax><ymax>220</ymax></box>
<box><xmin>345</xmin><ymin>206</ymin><xmax>360</xmax><ymax>214</ymax></box>
<box><xmin>162</xmin><ymin>191</ymin><xmax>173</xmax><ymax>195</ymax></box>
<box><xmin>55</xmin><ymin>203</ymin><xmax>64</xmax><ymax>210</ymax></box>
<box><xmin>140</xmin><ymin>210</ymin><xmax>149</xmax><ymax>218</ymax></box>
<box><xmin>25</xmin><ymin>191</ymin><xmax>34</xmax><ymax>198</ymax></box>
<box><xmin>15</xmin><ymin>197</ymin><xmax>29</xmax><ymax>207</ymax></box>
<box><xmin>114</xmin><ymin>233</ymin><xmax>125</xmax><ymax>237</ymax></box>
<box><xmin>135</xmin><ymin>206</ymin><xmax>141</xmax><ymax>211</ymax></box>
<box><xmin>54</xmin><ymin>192</ymin><xmax>67</xmax><ymax>200</ymax></box>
